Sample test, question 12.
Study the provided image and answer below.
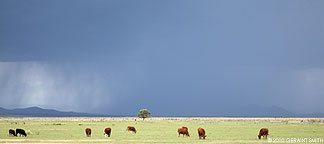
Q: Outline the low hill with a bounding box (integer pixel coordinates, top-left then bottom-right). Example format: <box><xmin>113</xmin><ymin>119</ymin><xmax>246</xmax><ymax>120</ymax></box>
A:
<box><xmin>0</xmin><ymin>107</ymin><xmax>113</xmax><ymax>117</ymax></box>
<box><xmin>0</xmin><ymin>106</ymin><xmax>323</xmax><ymax>117</ymax></box>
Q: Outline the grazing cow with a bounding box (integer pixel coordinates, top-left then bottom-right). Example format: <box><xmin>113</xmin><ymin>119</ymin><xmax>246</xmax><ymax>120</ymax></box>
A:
<box><xmin>104</xmin><ymin>128</ymin><xmax>111</xmax><ymax>137</ymax></box>
<box><xmin>126</xmin><ymin>126</ymin><xmax>136</xmax><ymax>133</ymax></box>
<box><xmin>258</xmin><ymin>128</ymin><xmax>269</xmax><ymax>139</ymax></box>
<box><xmin>85</xmin><ymin>128</ymin><xmax>91</xmax><ymax>137</ymax></box>
<box><xmin>16</xmin><ymin>129</ymin><xmax>27</xmax><ymax>137</ymax></box>
<box><xmin>9</xmin><ymin>129</ymin><xmax>16</xmax><ymax>136</ymax></box>
<box><xmin>178</xmin><ymin>127</ymin><xmax>190</xmax><ymax>137</ymax></box>
<box><xmin>198</xmin><ymin>128</ymin><xmax>206</xmax><ymax>139</ymax></box>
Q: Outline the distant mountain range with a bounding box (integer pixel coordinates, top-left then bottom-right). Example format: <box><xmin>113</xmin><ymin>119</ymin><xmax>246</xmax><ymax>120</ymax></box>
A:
<box><xmin>0</xmin><ymin>107</ymin><xmax>114</xmax><ymax>117</ymax></box>
<box><xmin>0</xmin><ymin>106</ymin><xmax>323</xmax><ymax>117</ymax></box>
<box><xmin>213</xmin><ymin>105</ymin><xmax>324</xmax><ymax>117</ymax></box>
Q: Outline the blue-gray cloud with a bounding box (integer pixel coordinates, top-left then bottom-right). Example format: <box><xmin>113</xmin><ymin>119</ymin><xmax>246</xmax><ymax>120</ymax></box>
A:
<box><xmin>0</xmin><ymin>0</ymin><xmax>324</xmax><ymax>115</ymax></box>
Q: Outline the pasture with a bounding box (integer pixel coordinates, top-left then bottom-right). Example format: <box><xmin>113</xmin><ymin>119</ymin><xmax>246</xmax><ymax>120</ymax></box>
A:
<box><xmin>0</xmin><ymin>117</ymin><xmax>323</xmax><ymax>143</ymax></box>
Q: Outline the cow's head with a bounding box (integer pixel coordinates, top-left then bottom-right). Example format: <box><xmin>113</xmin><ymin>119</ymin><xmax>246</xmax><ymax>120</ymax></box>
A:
<box><xmin>258</xmin><ymin>135</ymin><xmax>261</xmax><ymax>139</ymax></box>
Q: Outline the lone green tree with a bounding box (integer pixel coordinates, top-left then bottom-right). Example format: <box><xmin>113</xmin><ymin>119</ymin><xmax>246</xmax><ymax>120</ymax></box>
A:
<box><xmin>137</xmin><ymin>109</ymin><xmax>151</xmax><ymax>120</ymax></box>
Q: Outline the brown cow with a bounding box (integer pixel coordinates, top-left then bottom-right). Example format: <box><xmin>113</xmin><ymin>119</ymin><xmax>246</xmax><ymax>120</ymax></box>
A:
<box><xmin>198</xmin><ymin>128</ymin><xmax>206</xmax><ymax>139</ymax></box>
<box><xmin>258</xmin><ymin>128</ymin><xmax>269</xmax><ymax>139</ymax></box>
<box><xmin>178</xmin><ymin>127</ymin><xmax>190</xmax><ymax>137</ymax></box>
<box><xmin>85</xmin><ymin>128</ymin><xmax>91</xmax><ymax>137</ymax></box>
<box><xmin>182</xmin><ymin>126</ymin><xmax>188</xmax><ymax>130</ymax></box>
<box><xmin>126</xmin><ymin>126</ymin><xmax>136</xmax><ymax>133</ymax></box>
<box><xmin>9</xmin><ymin>129</ymin><xmax>16</xmax><ymax>136</ymax></box>
<box><xmin>104</xmin><ymin>128</ymin><xmax>111</xmax><ymax>137</ymax></box>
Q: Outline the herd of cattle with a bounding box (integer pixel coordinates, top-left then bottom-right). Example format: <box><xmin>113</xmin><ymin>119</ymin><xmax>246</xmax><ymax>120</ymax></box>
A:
<box><xmin>85</xmin><ymin>126</ymin><xmax>209</xmax><ymax>139</ymax></box>
<box><xmin>8</xmin><ymin>127</ymin><xmax>269</xmax><ymax>140</ymax></box>
<box><xmin>85</xmin><ymin>126</ymin><xmax>138</xmax><ymax>137</ymax></box>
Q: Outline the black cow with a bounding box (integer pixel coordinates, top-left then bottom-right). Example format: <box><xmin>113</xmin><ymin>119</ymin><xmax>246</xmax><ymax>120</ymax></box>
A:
<box><xmin>9</xmin><ymin>129</ymin><xmax>16</xmax><ymax>136</ymax></box>
<box><xmin>16</xmin><ymin>129</ymin><xmax>27</xmax><ymax>137</ymax></box>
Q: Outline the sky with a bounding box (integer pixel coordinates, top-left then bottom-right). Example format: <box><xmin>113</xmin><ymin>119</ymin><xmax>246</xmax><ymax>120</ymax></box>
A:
<box><xmin>0</xmin><ymin>0</ymin><xmax>324</xmax><ymax>116</ymax></box>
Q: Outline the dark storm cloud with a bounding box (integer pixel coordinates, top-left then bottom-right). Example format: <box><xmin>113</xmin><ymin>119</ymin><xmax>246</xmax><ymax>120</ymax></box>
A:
<box><xmin>0</xmin><ymin>0</ymin><xmax>324</xmax><ymax>115</ymax></box>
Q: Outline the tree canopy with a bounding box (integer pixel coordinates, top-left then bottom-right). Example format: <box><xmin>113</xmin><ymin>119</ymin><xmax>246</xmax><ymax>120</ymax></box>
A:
<box><xmin>137</xmin><ymin>109</ymin><xmax>151</xmax><ymax>120</ymax></box>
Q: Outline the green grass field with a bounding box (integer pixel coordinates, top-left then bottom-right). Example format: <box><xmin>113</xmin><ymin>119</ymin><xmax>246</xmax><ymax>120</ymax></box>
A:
<box><xmin>0</xmin><ymin>117</ymin><xmax>323</xmax><ymax>143</ymax></box>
